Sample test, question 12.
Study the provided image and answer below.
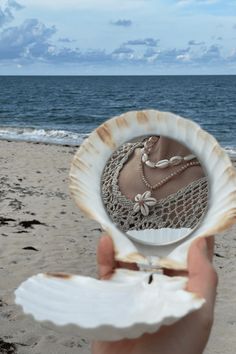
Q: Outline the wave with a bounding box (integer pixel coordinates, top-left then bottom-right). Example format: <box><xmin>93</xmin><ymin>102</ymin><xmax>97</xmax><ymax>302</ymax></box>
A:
<box><xmin>0</xmin><ymin>126</ymin><xmax>236</xmax><ymax>159</ymax></box>
<box><xmin>0</xmin><ymin>126</ymin><xmax>88</xmax><ymax>146</ymax></box>
<box><xmin>224</xmin><ymin>146</ymin><xmax>236</xmax><ymax>158</ymax></box>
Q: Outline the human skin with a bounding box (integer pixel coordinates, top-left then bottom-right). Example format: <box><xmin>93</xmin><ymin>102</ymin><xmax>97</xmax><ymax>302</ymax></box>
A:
<box><xmin>92</xmin><ymin>236</ymin><xmax>217</xmax><ymax>354</ymax></box>
<box><xmin>118</xmin><ymin>137</ymin><xmax>205</xmax><ymax>200</ymax></box>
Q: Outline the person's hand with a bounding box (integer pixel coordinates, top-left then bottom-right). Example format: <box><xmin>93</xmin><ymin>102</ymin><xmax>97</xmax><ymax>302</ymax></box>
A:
<box><xmin>92</xmin><ymin>235</ymin><xmax>218</xmax><ymax>354</ymax></box>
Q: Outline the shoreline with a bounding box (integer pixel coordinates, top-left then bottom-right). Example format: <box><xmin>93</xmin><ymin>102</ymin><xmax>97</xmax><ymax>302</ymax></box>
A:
<box><xmin>0</xmin><ymin>140</ymin><xmax>235</xmax><ymax>354</ymax></box>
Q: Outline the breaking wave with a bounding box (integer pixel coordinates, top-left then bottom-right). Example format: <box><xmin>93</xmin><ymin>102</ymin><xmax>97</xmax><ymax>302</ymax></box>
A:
<box><xmin>0</xmin><ymin>126</ymin><xmax>88</xmax><ymax>146</ymax></box>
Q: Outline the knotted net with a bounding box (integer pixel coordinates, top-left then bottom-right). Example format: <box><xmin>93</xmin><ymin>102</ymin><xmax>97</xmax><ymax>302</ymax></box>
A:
<box><xmin>101</xmin><ymin>142</ymin><xmax>208</xmax><ymax>232</ymax></box>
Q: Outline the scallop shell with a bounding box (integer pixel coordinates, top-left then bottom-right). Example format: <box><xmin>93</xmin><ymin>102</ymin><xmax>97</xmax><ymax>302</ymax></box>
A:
<box><xmin>15</xmin><ymin>270</ymin><xmax>204</xmax><ymax>341</ymax></box>
<box><xmin>68</xmin><ymin>109</ymin><xmax>236</xmax><ymax>269</ymax></box>
<box><xmin>15</xmin><ymin>110</ymin><xmax>236</xmax><ymax>340</ymax></box>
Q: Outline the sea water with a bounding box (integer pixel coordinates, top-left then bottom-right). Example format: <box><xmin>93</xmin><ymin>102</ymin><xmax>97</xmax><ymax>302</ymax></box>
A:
<box><xmin>0</xmin><ymin>75</ymin><xmax>235</xmax><ymax>155</ymax></box>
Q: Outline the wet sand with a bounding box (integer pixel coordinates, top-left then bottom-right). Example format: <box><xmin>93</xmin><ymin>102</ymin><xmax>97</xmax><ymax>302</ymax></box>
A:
<box><xmin>0</xmin><ymin>140</ymin><xmax>235</xmax><ymax>354</ymax></box>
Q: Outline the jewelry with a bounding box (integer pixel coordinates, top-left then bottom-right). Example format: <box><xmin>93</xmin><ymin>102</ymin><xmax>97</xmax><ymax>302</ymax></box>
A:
<box><xmin>133</xmin><ymin>161</ymin><xmax>200</xmax><ymax>216</ymax></box>
<box><xmin>141</xmin><ymin>136</ymin><xmax>196</xmax><ymax>169</ymax></box>
<box><xmin>140</xmin><ymin>160</ymin><xmax>200</xmax><ymax>191</ymax></box>
<box><xmin>133</xmin><ymin>191</ymin><xmax>157</xmax><ymax>216</ymax></box>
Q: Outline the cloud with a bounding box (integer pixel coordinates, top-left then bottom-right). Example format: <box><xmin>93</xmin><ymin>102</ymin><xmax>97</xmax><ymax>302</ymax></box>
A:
<box><xmin>113</xmin><ymin>46</ymin><xmax>134</xmax><ymax>54</ymax></box>
<box><xmin>194</xmin><ymin>44</ymin><xmax>223</xmax><ymax>64</ymax></box>
<box><xmin>77</xmin><ymin>49</ymin><xmax>112</xmax><ymax>64</ymax></box>
<box><xmin>156</xmin><ymin>47</ymin><xmax>191</xmax><ymax>64</ymax></box>
<box><xmin>0</xmin><ymin>19</ymin><xmax>227</xmax><ymax>68</ymax></box>
<box><xmin>58</xmin><ymin>37</ymin><xmax>76</xmax><ymax>43</ymax></box>
<box><xmin>124</xmin><ymin>38</ymin><xmax>159</xmax><ymax>47</ymax></box>
<box><xmin>228</xmin><ymin>48</ymin><xmax>236</xmax><ymax>61</ymax></box>
<box><xmin>8</xmin><ymin>0</ymin><xmax>24</xmax><ymax>10</ymax></box>
<box><xmin>0</xmin><ymin>17</ymin><xmax>112</xmax><ymax>64</ymax></box>
<box><xmin>176</xmin><ymin>54</ymin><xmax>191</xmax><ymax>62</ymax></box>
<box><xmin>0</xmin><ymin>9</ymin><xmax>229</xmax><ymax>70</ymax></box>
<box><xmin>0</xmin><ymin>18</ymin><xmax>56</xmax><ymax>60</ymax></box>
<box><xmin>110</xmin><ymin>19</ymin><xmax>132</xmax><ymax>27</ymax></box>
<box><xmin>0</xmin><ymin>0</ymin><xmax>23</xmax><ymax>27</ymax></box>
<box><xmin>188</xmin><ymin>40</ymin><xmax>205</xmax><ymax>46</ymax></box>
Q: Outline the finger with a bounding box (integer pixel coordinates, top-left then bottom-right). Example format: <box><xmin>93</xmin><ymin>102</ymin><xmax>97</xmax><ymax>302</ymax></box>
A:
<box><xmin>187</xmin><ymin>237</ymin><xmax>218</xmax><ymax>304</ymax></box>
<box><xmin>164</xmin><ymin>236</ymin><xmax>215</xmax><ymax>278</ymax></box>
<box><xmin>97</xmin><ymin>235</ymin><xmax>116</xmax><ymax>280</ymax></box>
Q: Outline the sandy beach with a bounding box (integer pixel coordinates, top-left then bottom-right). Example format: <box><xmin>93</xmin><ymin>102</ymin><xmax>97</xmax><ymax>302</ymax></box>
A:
<box><xmin>0</xmin><ymin>140</ymin><xmax>235</xmax><ymax>354</ymax></box>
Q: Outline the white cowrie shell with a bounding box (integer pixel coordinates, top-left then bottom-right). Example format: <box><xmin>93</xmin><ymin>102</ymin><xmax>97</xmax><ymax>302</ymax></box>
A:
<box><xmin>155</xmin><ymin>160</ymin><xmax>169</xmax><ymax>168</ymax></box>
<box><xmin>145</xmin><ymin>160</ymin><xmax>156</xmax><ymax>168</ymax></box>
<box><xmin>184</xmin><ymin>154</ymin><xmax>196</xmax><ymax>161</ymax></box>
<box><xmin>170</xmin><ymin>156</ymin><xmax>182</xmax><ymax>166</ymax></box>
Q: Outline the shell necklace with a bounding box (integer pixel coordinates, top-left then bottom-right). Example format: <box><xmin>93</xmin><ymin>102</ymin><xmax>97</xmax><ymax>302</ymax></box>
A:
<box><xmin>141</xmin><ymin>136</ymin><xmax>196</xmax><ymax>169</ymax></box>
<box><xmin>133</xmin><ymin>138</ymin><xmax>200</xmax><ymax>216</ymax></box>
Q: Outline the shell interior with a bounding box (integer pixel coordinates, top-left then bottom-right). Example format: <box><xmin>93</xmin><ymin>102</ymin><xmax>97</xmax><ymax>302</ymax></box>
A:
<box><xmin>127</xmin><ymin>228</ymin><xmax>192</xmax><ymax>246</ymax></box>
<box><xmin>15</xmin><ymin>269</ymin><xmax>204</xmax><ymax>341</ymax></box>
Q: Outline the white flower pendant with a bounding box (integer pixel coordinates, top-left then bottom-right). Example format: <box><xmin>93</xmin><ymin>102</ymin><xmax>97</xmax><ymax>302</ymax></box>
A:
<box><xmin>133</xmin><ymin>191</ymin><xmax>157</xmax><ymax>216</ymax></box>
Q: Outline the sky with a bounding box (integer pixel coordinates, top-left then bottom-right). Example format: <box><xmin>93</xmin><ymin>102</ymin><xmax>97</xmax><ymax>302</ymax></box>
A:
<box><xmin>0</xmin><ymin>0</ymin><xmax>236</xmax><ymax>75</ymax></box>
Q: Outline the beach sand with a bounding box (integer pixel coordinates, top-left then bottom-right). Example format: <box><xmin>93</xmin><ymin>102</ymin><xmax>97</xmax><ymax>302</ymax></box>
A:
<box><xmin>0</xmin><ymin>140</ymin><xmax>235</xmax><ymax>354</ymax></box>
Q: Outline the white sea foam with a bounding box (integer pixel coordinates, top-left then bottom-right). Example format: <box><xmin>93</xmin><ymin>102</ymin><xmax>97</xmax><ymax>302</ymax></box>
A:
<box><xmin>0</xmin><ymin>126</ymin><xmax>236</xmax><ymax>157</ymax></box>
<box><xmin>224</xmin><ymin>146</ymin><xmax>236</xmax><ymax>159</ymax></box>
<box><xmin>0</xmin><ymin>126</ymin><xmax>88</xmax><ymax>146</ymax></box>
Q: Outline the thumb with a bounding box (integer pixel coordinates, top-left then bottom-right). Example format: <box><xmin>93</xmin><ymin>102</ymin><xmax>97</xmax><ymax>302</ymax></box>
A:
<box><xmin>97</xmin><ymin>235</ymin><xmax>116</xmax><ymax>280</ymax></box>
<box><xmin>187</xmin><ymin>237</ymin><xmax>218</xmax><ymax>304</ymax></box>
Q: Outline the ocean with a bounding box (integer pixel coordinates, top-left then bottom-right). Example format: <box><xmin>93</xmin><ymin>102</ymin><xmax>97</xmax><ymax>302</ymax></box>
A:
<box><xmin>0</xmin><ymin>75</ymin><xmax>235</xmax><ymax>156</ymax></box>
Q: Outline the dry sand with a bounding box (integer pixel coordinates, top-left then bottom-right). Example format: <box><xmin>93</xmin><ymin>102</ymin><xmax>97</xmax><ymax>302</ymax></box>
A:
<box><xmin>0</xmin><ymin>140</ymin><xmax>235</xmax><ymax>354</ymax></box>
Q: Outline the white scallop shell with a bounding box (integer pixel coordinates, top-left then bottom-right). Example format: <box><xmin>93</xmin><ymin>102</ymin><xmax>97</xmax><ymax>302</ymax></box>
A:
<box><xmin>15</xmin><ymin>110</ymin><xmax>236</xmax><ymax>340</ymax></box>
<box><xmin>68</xmin><ymin>109</ymin><xmax>236</xmax><ymax>269</ymax></box>
<box><xmin>15</xmin><ymin>270</ymin><xmax>204</xmax><ymax>341</ymax></box>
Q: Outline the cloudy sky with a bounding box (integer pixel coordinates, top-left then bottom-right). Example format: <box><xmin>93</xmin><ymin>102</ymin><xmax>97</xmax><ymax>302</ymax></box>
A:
<box><xmin>0</xmin><ymin>0</ymin><xmax>236</xmax><ymax>74</ymax></box>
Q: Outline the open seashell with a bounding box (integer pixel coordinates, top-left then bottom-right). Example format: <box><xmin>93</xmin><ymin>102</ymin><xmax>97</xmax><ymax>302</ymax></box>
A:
<box><xmin>15</xmin><ymin>269</ymin><xmax>204</xmax><ymax>341</ymax></box>
<box><xmin>68</xmin><ymin>109</ymin><xmax>236</xmax><ymax>269</ymax></box>
<box><xmin>15</xmin><ymin>110</ymin><xmax>236</xmax><ymax>340</ymax></box>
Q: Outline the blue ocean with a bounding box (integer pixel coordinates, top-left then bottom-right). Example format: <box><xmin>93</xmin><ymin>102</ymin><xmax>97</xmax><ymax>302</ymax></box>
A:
<box><xmin>0</xmin><ymin>75</ymin><xmax>235</xmax><ymax>156</ymax></box>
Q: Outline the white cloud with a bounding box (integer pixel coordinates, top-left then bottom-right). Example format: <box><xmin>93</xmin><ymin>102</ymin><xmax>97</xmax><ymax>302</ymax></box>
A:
<box><xmin>110</xmin><ymin>19</ymin><xmax>132</xmax><ymax>27</ymax></box>
<box><xmin>58</xmin><ymin>37</ymin><xmax>76</xmax><ymax>43</ymax></box>
<box><xmin>0</xmin><ymin>0</ymin><xmax>234</xmax><ymax>72</ymax></box>
<box><xmin>177</xmin><ymin>53</ymin><xmax>191</xmax><ymax>62</ymax></box>
<box><xmin>0</xmin><ymin>16</ymin><xmax>229</xmax><ymax>69</ymax></box>
<box><xmin>0</xmin><ymin>18</ymin><xmax>56</xmax><ymax>60</ymax></box>
<box><xmin>0</xmin><ymin>0</ymin><xmax>23</xmax><ymax>27</ymax></box>
<box><xmin>124</xmin><ymin>38</ymin><xmax>159</xmax><ymax>47</ymax></box>
<box><xmin>227</xmin><ymin>48</ymin><xmax>236</xmax><ymax>61</ymax></box>
<box><xmin>188</xmin><ymin>40</ymin><xmax>205</xmax><ymax>46</ymax></box>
